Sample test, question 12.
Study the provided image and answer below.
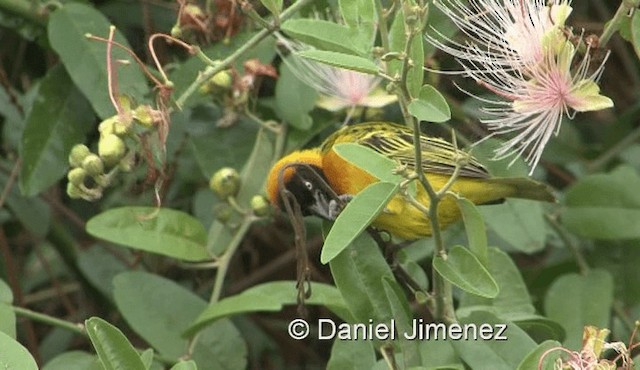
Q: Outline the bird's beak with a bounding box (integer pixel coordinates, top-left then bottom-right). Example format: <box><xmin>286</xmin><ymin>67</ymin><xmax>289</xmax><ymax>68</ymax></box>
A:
<box><xmin>307</xmin><ymin>189</ymin><xmax>333</xmax><ymax>220</ymax></box>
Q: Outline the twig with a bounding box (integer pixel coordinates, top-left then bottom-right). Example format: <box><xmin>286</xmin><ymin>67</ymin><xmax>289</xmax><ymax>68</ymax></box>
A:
<box><xmin>545</xmin><ymin>213</ymin><xmax>590</xmax><ymax>275</ymax></box>
<box><xmin>174</xmin><ymin>0</ymin><xmax>314</xmax><ymax>108</ymax></box>
<box><xmin>0</xmin><ymin>158</ymin><xmax>21</xmax><ymax>209</ymax></box>
<box><xmin>599</xmin><ymin>0</ymin><xmax>640</xmax><ymax>47</ymax></box>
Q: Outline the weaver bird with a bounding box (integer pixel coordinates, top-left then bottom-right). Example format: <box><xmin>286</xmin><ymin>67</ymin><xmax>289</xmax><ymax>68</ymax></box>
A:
<box><xmin>266</xmin><ymin>122</ymin><xmax>555</xmax><ymax>240</ymax></box>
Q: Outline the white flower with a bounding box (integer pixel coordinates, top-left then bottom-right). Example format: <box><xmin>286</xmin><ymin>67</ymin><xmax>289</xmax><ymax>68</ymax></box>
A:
<box><xmin>428</xmin><ymin>0</ymin><xmax>613</xmax><ymax>173</ymax></box>
<box><xmin>276</xmin><ymin>34</ymin><xmax>396</xmax><ymax>115</ymax></box>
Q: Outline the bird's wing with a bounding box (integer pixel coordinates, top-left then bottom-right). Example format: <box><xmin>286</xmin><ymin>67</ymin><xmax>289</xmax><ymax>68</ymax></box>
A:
<box><xmin>356</xmin><ymin>126</ymin><xmax>490</xmax><ymax>179</ymax></box>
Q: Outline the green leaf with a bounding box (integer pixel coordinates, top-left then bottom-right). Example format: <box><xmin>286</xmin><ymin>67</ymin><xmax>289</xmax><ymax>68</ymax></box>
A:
<box><xmin>480</xmin><ymin>200</ymin><xmax>546</xmax><ymax>253</ymax></box>
<box><xmin>86</xmin><ymin>207</ymin><xmax>210</xmax><ymax>262</ymax></box>
<box><xmin>0</xmin><ymin>278</ymin><xmax>13</xmax><ymax>303</ymax></box>
<box><xmin>630</xmin><ymin>11</ymin><xmax>640</xmax><ymax>61</ymax></box>
<box><xmin>185</xmin><ymin>106</ymin><xmax>259</xmax><ymax>177</ymax></box>
<box><xmin>562</xmin><ymin>165</ymin><xmax>640</xmax><ymax>239</ymax></box>
<box><xmin>191</xmin><ymin>320</ymin><xmax>247</xmax><ymax>370</ymax></box>
<box><xmin>42</xmin><ymin>351</ymin><xmax>102</xmax><ymax>370</ymax></box>
<box><xmin>170</xmin><ymin>360</ymin><xmax>198</xmax><ymax>370</ymax></box>
<box><xmin>48</xmin><ymin>3</ymin><xmax>148</xmax><ymax>119</ymax></box>
<box><xmin>433</xmin><ymin>245</ymin><xmax>498</xmax><ymax>298</ymax></box>
<box><xmin>113</xmin><ymin>271</ymin><xmax>203</xmax><ymax>358</ymax></box>
<box><xmin>275</xmin><ymin>60</ymin><xmax>317</xmax><ymax>130</ymax></box>
<box><xmin>333</xmin><ymin>143</ymin><xmax>404</xmax><ymax>183</ymax></box>
<box><xmin>452</xmin><ymin>310</ymin><xmax>536</xmax><ymax>370</ymax></box>
<box><xmin>339</xmin><ymin>0</ymin><xmax>375</xmax><ymax>29</ymax></box>
<box><xmin>388</xmin><ymin>4</ymin><xmax>424</xmax><ymax>97</ymax></box>
<box><xmin>0</xmin><ymin>279</ymin><xmax>16</xmax><ymax>338</ymax></box>
<box><xmin>417</xmin><ymin>339</ymin><xmax>463</xmax><ymax>369</ymax></box>
<box><xmin>259</xmin><ymin>0</ymin><xmax>282</xmax><ymax>15</ymax></box>
<box><xmin>84</xmin><ymin>317</ymin><xmax>146</xmax><ymax>370</ymax></box>
<box><xmin>296</xmin><ymin>50</ymin><xmax>378</xmax><ymax>74</ymax></box>
<box><xmin>77</xmin><ymin>245</ymin><xmax>131</xmax><ymax>301</ymax></box>
<box><xmin>408</xmin><ymin>85</ymin><xmax>451</xmax><ymax>123</ymax></box>
<box><xmin>1</xmin><ymin>167</ymin><xmax>51</xmax><ymax>236</ymax></box>
<box><xmin>544</xmin><ymin>269</ymin><xmax>614</xmax><ymax>350</ymax></box>
<box><xmin>281</xmin><ymin>19</ymin><xmax>366</xmax><ymax>55</ymax></box>
<box><xmin>382</xmin><ymin>277</ymin><xmax>421</xmax><ymax>366</ymax></box>
<box><xmin>516</xmin><ymin>340</ymin><xmax>562</xmax><ymax>370</ymax></box>
<box><xmin>186</xmin><ymin>281</ymin><xmax>348</xmax><ymax>336</ymax></box>
<box><xmin>19</xmin><ymin>65</ymin><xmax>93</xmax><ymax>196</ymax></box>
<box><xmin>0</xmin><ymin>331</ymin><xmax>38</xmax><ymax>370</ymax></box>
<box><xmin>139</xmin><ymin>349</ymin><xmax>154</xmax><ymax>370</ymax></box>
<box><xmin>114</xmin><ymin>271</ymin><xmax>248</xmax><ymax>370</ymax></box>
<box><xmin>455</xmin><ymin>197</ymin><xmax>487</xmax><ymax>265</ymax></box>
<box><xmin>460</xmin><ymin>248</ymin><xmax>534</xmax><ymax>315</ymax></box>
<box><xmin>505</xmin><ymin>313</ymin><xmax>565</xmax><ymax>343</ymax></box>
<box><xmin>326</xmin><ymin>339</ymin><xmax>376</xmax><ymax>370</ymax></box>
<box><xmin>321</xmin><ymin>181</ymin><xmax>399</xmax><ymax>264</ymax></box>
<box><xmin>328</xmin><ymin>231</ymin><xmax>394</xmax><ymax>323</ymax></box>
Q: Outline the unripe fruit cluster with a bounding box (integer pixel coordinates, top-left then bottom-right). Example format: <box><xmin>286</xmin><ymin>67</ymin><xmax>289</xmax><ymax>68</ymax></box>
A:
<box><xmin>66</xmin><ymin>115</ymin><xmax>132</xmax><ymax>201</ymax></box>
<box><xmin>209</xmin><ymin>168</ymin><xmax>271</xmax><ymax>220</ymax></box>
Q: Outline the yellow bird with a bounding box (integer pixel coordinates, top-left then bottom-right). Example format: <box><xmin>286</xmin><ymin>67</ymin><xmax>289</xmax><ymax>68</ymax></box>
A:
<box><xmin>266</xmin><ymin>122</ymin><xmax>555</xmax><ymax>240</ymax></box>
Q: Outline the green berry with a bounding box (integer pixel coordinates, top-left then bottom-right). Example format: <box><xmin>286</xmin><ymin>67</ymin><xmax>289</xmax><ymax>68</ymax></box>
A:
<box><xmin>214</xmin><ymin>203</ymin><xmax>234</xmax><ymax>223</ymax></box>
<box><xmin>210</xmin><ymin>70</ymin><xmax>232</xmax><ymax>89</ymax></box>
<box><xmin>98</xmin><ymin>134</ymin><xmax>126</xmax><ymax>166</ymax></box>
<box><xmin>69</xmin><ymin>144</ymin><xmax>90</xmax><ymax>168</ymax></box>
<box><xmin>82</xmin><ymin>154</ymin><xmax>104</xmax><ymax>177</ymax></box>
<box><xmin>98</xmin><ymin>116</ymin><xmax>119</xmax><ymax>136</ymax></box>
<box><xmin>132</xmin><ymin>105</ymin><xmax>154</xmax><ymax>128</ymax></box>
<box><xmin>66</xmin><ymin>182</ymin><xmax>84</xmax><ymax>199</ymax></box>
<box><xmin>67</xmin><ymin>167</ymin><xmax>87</xmax><ymax>187</ymax></box>
<box><xmin>250</xmin><ymin>195</ymin><xmax>270</xmax><ymax>216</ymax></box>
<box><xmin>209</xmin><ymin>167</ymin><xmax>241</xmax><ymax>199</ymax></box>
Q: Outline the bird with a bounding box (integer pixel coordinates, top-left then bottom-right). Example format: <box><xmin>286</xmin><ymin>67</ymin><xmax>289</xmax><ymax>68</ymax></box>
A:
<box><xmin>266</xmin><ymin>122</ymin><xmax>555</xmax><ymax>240</ymax></box>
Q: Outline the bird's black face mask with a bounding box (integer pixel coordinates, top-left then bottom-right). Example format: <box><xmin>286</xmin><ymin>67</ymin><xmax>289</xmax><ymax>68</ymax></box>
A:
<box><xmin>280</xmin><ymin>165</ymin><xmax>335</xmax><ymax>220</ymax></box>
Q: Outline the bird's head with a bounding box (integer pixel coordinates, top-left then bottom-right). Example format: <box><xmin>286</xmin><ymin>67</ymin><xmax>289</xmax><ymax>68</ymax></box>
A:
<box><xmin>266</xmin><ymin>149</ymin><xmax>335</xmax><ymax>220</ymax></box>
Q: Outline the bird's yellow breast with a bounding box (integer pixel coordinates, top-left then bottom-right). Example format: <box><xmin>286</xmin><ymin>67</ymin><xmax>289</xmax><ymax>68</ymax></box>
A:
<box><xmin>322</xmin><ymin>146</ymin><xmax>513</xmax><ymax>239</ymax></box>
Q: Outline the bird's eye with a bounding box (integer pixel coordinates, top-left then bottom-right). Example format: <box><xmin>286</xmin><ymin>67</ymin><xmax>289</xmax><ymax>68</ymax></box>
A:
<box><xmin>304</xmin><ymin>180</ymin><xmax>313</xmax><ymax>190</ymax></box>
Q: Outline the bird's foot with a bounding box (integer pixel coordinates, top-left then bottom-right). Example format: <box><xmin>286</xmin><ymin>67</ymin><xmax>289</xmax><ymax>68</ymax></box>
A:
<box><xmin>327</xmin><ymin>194</ymin><xmax>354</xmax><ymax>220</ymax></box>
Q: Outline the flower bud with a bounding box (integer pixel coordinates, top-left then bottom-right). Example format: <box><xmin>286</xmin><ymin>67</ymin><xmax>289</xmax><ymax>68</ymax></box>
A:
<box><xmin>82</xmin><ymin>154</ymin><xmax>104</xmax><ymax>177</ymax></box>
<box><xmin>118</xmin><ymin>154</ymin><xmax>134</xmax><ymax>172</ymax></box>
<box><xmin>99</xmin><ymin>134</ymin><xmax>126</xmax><ymax>166</ymax></box>
<box><xmin>210</xmin><ymin>70</ymin><xmax>232</xmax><ymax>89</ymax></box>
<box><xmin>67</xmin><ymin>167</ymin><xmax>87</xmax><ymax>187</ymax></box>
<box><xmin>209</xmin><ymin>167</ymin><xmax>240</xmax><ymax>199</ymax></box>
<box><xmin>98</xmin><ymin>116</ymin><xmax>119</xmax><ymax>136</ymax></box>
<box><xmin>68</xmin><ymin>144</ymin><xmax>91</xmax><ymax>168</ymax></box>
<box><xmin>214</xmin><ymin>203</ymin><xmax>234</xmax><ymax>223</ymax></box>
<box><xmin>170</xmin><ymin>25</ymin><xmax>182</xmax><ymax>38</ymax></box>
<box><xmin>113</xmin><ymin>120</ymin><xmax>131</xmax><ymax>136</ymax></box>
<box><xmin>133</xmin><ymin>105</ymin><xmax>153</xmax><ymax>127</ymax></box>
<box><xmin>250</xmin><ymin>195</ymin><xmax>270</xmax><ymax>216</ymax></box>
<box><xmin>66</xmin><ymin>182</ymin><xmax>84</xmax><ymax>199</ymax></box>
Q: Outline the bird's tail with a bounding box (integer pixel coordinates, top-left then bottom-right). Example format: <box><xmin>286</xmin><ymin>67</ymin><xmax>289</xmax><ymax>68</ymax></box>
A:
<box><xmin>486</xmin><ymin>177</ymin><xmax>556</xmax><ymax>203</ymax></box>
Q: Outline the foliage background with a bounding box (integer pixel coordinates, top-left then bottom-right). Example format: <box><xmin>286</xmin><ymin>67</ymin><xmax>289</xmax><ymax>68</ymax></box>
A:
<box><xmin>0</xmin><ymin>0</ymin><xmax>640</xmax><ymax>369</ymax></box>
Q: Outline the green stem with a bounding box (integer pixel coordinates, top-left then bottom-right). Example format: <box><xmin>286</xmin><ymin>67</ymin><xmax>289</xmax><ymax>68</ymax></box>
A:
<box><xmin>393</xmin><ymin>0</ymin><xmax>456</xmax><ymax>323</ymax></box>
<box><xmin>398</xmin><ymin>28</ymin><xmax>417</xmax><ymax>126</ymax></box>
<box><xmin>174</xmin><ymin>0</ymin><xmax>313</xmax><ymax>108</ymax></box>
<box><xmin>209</xmin><ymin>216</ymin><xmax>254</xmax><ymax>303</ymax></box>
<box><xmin>12</xmin><ymin>306</ymin><xmax>86</xmax><ymax>336</ymax></box>
<box><xmin>544</xmin><ymin>214</ymin><xmax>590</xmax><ymax>275</ymax></box>
<box><xmin>0</xmin><ymin>0</ymin><xmax>47</xmax><ymax>25</ymax></box>
<box><xmin>374</xmin><ymin>0</ymin><xmax>391</xmax><ymax>53</ymax></box>
<box><xmin>599</xmin><ymin>0</ymin><xmax>640</xmax><ymax>47</ymax></box>
<box><xmin>587</xmin><ymin>116</ymin><xmax>640</xmax><ymax>172</ymax></box>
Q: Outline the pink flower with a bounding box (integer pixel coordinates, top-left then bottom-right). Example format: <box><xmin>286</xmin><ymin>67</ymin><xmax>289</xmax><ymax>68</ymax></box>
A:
<box><xmin>428</xmin><ymin>0</ymin><xmax>613</xmax><ymax>172</ymax></box>
<box><xmin>276</xmin><ymin>34</ymin><xmax>396</xmax><ymax>115</ymax></box>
